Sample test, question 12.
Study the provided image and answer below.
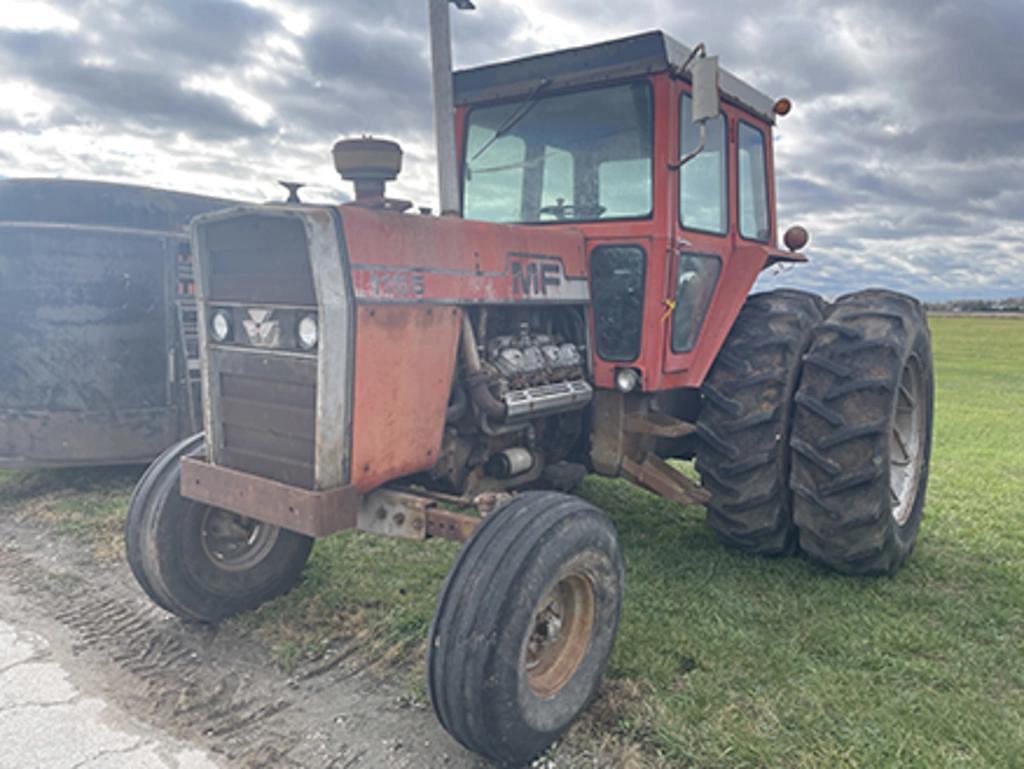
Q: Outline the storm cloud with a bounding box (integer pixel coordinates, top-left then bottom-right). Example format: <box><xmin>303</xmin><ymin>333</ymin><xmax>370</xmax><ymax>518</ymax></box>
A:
<box><xmin>1</xmin><ymin>0</ymin><xmax>1021</xmax><ymax>299</ymax></box>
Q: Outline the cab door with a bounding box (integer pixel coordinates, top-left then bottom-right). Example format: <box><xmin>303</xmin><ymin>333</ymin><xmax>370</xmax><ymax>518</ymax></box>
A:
<box><xmin>663</xmin><ymin>89</ymin><xmax>773</xmax><ymax>388</ymax></box>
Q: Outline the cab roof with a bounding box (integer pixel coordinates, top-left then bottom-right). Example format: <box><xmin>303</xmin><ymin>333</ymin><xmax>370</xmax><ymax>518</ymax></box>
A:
<box><xmin>453</xmin><ymin>30</ymin><xmax>777</xmax><ymax>124</ymax></box>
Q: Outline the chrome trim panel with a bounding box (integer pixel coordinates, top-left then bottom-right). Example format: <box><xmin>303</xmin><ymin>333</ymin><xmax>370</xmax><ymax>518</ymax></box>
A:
<box><xmin>504</xmin><ymin>379</ymin><xmax>593</xmax><ymax>421</ymax></box>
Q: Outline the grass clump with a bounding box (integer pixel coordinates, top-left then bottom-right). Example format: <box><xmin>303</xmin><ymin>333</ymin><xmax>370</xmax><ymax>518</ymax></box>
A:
<box><xmin>0</xmin><ymin>466</ymin><xmax>141</xmax><ymax>559</ymax></box>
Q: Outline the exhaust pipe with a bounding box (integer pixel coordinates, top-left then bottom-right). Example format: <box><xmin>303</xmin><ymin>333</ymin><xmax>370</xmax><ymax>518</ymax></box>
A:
<box><xmin>460</xmin><ymin>314</ymin><xmax>507</xmax><ymax>420</ymax></box>
<box><xmin>428</xmin><ymin>0</ymin><xmax>475</xmax><ymax>216</ymax></box>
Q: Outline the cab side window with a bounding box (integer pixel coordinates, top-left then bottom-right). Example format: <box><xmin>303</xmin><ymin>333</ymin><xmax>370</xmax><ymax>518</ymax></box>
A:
<box><xmin>738</xmin><ymin>122</ymin><xmax>770</xmax><ymax>241</ymax></box>
<box><xmin>680</xmin><ymin>93</ymin><xmax>727</xmax><ymax>235</ymax></box>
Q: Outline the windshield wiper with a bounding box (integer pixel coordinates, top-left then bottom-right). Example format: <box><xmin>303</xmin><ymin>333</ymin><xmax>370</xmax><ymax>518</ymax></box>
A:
<box><xmin>469</xmin><ymin>78</ymin><xmax>551</xmax><ymax>162</ymax></box>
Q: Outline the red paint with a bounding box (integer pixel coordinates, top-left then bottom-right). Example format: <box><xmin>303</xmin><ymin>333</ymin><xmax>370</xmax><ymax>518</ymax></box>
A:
<box><xmin>344</xmin><ymin>70</ymin><xmax>782</xmax><ymax>400</ymax></box>
<box><xmin>340</xmin><ymin>206</ymin><xmax>588</xmax><ymax>305</ymax></box>
<box><xmin>349</xmin><ymin>304</ymin><xmax>462</xmax><ymax>492</ymax></box>
<box><xmin>458</xmin><ymin>73</ymin><xmax>781</xmax><ymax>390</ymax></box>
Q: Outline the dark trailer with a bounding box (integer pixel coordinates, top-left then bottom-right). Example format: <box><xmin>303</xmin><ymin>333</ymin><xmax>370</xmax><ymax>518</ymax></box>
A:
<box><xmin>0</xmin><ymin>178</ymin><xmax>235</xmax><ymax>469</ymax></box>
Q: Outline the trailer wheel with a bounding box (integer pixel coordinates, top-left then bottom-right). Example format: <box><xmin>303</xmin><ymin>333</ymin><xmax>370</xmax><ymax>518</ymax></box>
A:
<box><xmin>696</xmin><ymin>290</ymin><xmax>826</xmax><ymax>555</ymax></box>
<box><xmin>428</xmin><ymin>491</ymin><xmax>623</xmax><ymax>768</ymax></box>
<box><xmin>790</xmin><ymin>289</ymin><xmax>933</xmax><ymax>575</ymax></box>
<box><xmin>124</xmin><ymin>438</ymin><xmax>313</xmax><ymax>622</ymax></box>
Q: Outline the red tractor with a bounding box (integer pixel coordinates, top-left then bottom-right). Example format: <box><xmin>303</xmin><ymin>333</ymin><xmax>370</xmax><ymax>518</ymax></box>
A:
<box><xmin>125</xmin><ymin>8</ymin><xmax>933</xmax><ymax>767</ymax></box>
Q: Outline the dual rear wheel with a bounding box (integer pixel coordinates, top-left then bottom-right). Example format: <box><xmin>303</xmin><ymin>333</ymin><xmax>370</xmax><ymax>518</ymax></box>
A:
<box><xmin>697</xmin><ymin>288</ymin><xmax>934</xmax><ymax>575</ymax></box>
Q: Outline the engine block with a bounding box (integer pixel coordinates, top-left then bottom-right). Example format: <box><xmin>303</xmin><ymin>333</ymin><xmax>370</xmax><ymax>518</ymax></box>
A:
<box><xmin>483</xmin><ymin>327</ymin><xmax>591</xmax><ymax>421</ymax></box>
<box><xmin>485</xmin><ymin>331</ymin><xmax>584</xmax><ymax>389</ymax></box>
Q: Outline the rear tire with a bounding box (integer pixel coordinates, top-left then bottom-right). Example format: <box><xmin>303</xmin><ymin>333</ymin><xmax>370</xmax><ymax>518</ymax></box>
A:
<box><xmin>696</xmin><ymin>289</ymin><xmax>826</xmax><ymax>555</ymax></box>
<box><xmin>789</xmin><ymin>289</ymin><xmax>934</xmax><ymax>575</ymax></box>
<box><xmin>124</xmin><ymin>438</ymin><xmax>314</xmax><ymax>622</ymax></box>
<box><xmin>428</xmin><ymin>492</ymin><xmax>624</xmax><ymax>768</ymax></box>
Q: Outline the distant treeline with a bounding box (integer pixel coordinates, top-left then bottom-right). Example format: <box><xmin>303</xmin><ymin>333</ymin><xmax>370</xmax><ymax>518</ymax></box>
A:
<box><xmin>926</xmin><ymin>297</ymin><xmax>1024</xmax><ymax>312</ymax></box>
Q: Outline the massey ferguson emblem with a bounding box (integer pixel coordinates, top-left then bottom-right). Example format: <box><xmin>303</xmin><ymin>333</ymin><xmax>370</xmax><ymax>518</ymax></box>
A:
<box><xmin>511</xmin><ymin>257</ymin><xmax>562</xmax><ymax>296</ymax></box>
<box><xmin>243</xmin><ymin>308</ymin><xmax>280</xmax><ymax>348</ymax></box>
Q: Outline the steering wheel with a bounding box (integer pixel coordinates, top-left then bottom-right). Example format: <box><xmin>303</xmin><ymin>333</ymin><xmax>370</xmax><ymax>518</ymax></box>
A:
<box><xmin>538</xmin><ymin>198</ymin><xmax>606</xmax><ymax>220</ymax></box>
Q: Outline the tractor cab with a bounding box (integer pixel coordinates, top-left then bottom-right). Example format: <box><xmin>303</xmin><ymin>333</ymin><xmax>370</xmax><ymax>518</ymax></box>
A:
<box><xmin>454</xmin><ymin>31</ymin><xmax>800</xmax><ymax>392</ymax></box>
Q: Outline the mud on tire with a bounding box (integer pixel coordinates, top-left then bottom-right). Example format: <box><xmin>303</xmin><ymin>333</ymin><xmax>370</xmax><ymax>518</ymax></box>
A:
<box><xmin>124</xmin><ymin>437</ymin><xmax>314</xmax><ymax>622</ymax></box>
<box><xmin>790</xmin><ymin>289</ymin><xmax>934</xmax><ymax>575</ymax></box>
<box><xmin>696</xmin><ymin>289</ymin><xmax>826</xmax><ymax>555</ymax></box>
<box><xmin>428</xmin><ymin>491</ymin><xmax>624</xmax><ymax>768</ymax></box>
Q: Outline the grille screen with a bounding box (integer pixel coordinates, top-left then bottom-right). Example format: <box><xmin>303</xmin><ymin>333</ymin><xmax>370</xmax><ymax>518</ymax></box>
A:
<box><xmin>213</xmin><ymin>349</ymin><xmax>317</xmax><ymax>487</ymax></box>
<box><xmin>203</xmin><ymin>213</ymin><xmax>315</xmax><ymax>305</ymax></box>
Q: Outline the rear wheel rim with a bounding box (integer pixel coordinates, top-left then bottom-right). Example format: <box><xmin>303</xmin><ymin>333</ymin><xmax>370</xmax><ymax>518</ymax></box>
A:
<box><xmin>525</xmin><ymin>572</ymin><xmax>596</xmax><ymax>699</ymax></box>
<box><xmin>199</xmin><ymin>508</ymin><xmax>279</xmax><ymax>572</ymax></box>
<box><xmin>889</xmin><ymin>354</ymin><xmax>926</xmax><ymax>526</ymax></box>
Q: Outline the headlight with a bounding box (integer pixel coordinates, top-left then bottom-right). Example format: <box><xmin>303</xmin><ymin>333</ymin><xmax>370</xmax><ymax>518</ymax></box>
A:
<box><xmin>615</xmin><ymin>367</ymin><xmax>640</xmax><ymax>393</ymax></box>
<box><xmin>297</xmin><ymin>314</ymin><xmax>318</xmax><ymax>350</ymax></box>
<box><xmin>210</xmin><ymin>309</ymin><xmax>232</xmax><ymax>342</ymax></box>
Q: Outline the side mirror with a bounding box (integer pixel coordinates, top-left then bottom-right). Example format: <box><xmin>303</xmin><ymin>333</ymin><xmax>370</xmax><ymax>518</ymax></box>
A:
<box><xmin>670</xmin><ymin>46</ymin><xmax>721</xmax><ymax>171</ymax></box>
<box><xmin>691</xmin><ymin>55</ymin><xmax>720</xmax><ymax>123</ymax></box>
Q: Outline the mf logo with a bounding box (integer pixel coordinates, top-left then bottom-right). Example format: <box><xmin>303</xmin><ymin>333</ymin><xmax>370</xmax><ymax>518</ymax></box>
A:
<box><xmin>243</xmin><ymin>308</ymin><xmax>281</xmax><ymax>348</ymax></box>
<box><xmin>511</xmin><ymin>258</ymin><xmax>562</xmax><ymax>297</ymax></box>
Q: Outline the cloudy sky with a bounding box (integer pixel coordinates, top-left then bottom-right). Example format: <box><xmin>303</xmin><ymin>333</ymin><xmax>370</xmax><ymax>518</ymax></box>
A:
<box><xmin>1</xmin><ymin>0</ymin><xmax>1022</xmax><ymax>300</ymax></box>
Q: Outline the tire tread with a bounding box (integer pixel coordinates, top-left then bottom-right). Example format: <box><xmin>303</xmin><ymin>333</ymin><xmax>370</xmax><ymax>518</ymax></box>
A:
<box><xmin>695</xmin><ymin>289</ymin><xmax>826</xmax><ymax>555</ymax></box>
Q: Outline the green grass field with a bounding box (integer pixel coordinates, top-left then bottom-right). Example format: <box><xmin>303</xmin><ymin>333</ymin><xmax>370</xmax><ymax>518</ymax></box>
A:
<box><xmin>2</xmin><ymin>316</ymin><xmax>1021</xmax><ymax>768</ymax></box>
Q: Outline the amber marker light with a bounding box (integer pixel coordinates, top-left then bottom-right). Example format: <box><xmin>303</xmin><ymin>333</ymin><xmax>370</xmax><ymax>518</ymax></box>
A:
<box><xmin>773</xmin><ymin>97</ymin><xmax>792</xmax><ymax>116</ymax></box>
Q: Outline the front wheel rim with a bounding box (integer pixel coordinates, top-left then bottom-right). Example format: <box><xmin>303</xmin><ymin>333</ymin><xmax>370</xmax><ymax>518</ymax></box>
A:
<box><xmin>524</xmin><ymin>572</ymin><xmax>596</xmax><ymax>699</ymax></box>
<box><xmin>889</xmin><ymin>354</ymin><xmax>926</xmax><ymax>526</ymax></box>
<box><xmin>199</xmin><ymin>508</ymin><xmax>279</xmax><ymax>572</ymax></box>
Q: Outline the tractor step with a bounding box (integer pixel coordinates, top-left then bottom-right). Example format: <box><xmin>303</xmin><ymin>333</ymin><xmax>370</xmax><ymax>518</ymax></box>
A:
<box><xmin>621</xmin><ymin>453</ymin><xmax>711</xmax><ymax>506</ymax></box>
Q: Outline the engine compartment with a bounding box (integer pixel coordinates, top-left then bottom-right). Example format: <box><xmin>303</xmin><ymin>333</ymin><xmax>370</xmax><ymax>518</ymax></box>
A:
<box><xmin>429</xmin><ymin>305</ymin><xmax>591</xmax><ymax>496</ymax></box>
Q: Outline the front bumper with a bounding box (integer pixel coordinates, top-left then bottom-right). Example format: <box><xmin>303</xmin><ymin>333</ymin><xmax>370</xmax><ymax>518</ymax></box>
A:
<box><xmin>180</xmin><ymin>457</ymin><xmax>361</xmax><ymax>537</ymax></box>
<box><xmin>179</xmin><ymin>457</ymin><xmax>479</xmax><ymax>543</ymax></box>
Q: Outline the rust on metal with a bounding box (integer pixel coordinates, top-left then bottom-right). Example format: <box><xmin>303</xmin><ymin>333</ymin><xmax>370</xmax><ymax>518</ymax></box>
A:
<box><xmin>526</xmin><ymin>572</ymin><xmax>596</xmax><ymax>698</ymax></box>
<box><xmin>357</xmin><ymin>488</ymin><xmax>433</xmax><ymax>540</ymax></box>
<box><xmin>424</xmin><ymin>508</ymin><xmax>479</xmax><ymax>542</ymax></box>
<box><xmin>623</xmin><ymin>411</ymin><xmax>697</xmax><ymax>439</ymax></box>
<box><xmin>621</xmin><ymin>453</ymin><xmax>711</xmax><ymax>506</ymax></box>
<box><xmin>180</xmin><ymin>457</ymin><xmax>361</xmax><ymax>538</ymax></box>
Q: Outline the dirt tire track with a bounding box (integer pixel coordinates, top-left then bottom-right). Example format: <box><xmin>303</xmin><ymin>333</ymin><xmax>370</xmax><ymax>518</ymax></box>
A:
<box><xmin>0</xmin><ymin>520</ymin><xmax>484</xmax><ymax>769</ymax></box>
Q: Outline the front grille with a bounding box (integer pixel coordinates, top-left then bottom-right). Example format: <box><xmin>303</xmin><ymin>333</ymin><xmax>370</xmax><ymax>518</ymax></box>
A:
<box><xmin>212</xmin><ymin>348</ymin><xmax>317</xmax><ymax>487</ymax></box>
<box><xmin>196</xmin><ymin>211</ymin><xmax>320</xmax><ymax>489</ymax></box>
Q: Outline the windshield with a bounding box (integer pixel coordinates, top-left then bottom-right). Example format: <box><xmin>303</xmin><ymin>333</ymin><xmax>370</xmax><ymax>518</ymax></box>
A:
<box><xmin>463</xmin><ymin>82</ymin><xmax>653</xmax><ymax>224</ymax></box>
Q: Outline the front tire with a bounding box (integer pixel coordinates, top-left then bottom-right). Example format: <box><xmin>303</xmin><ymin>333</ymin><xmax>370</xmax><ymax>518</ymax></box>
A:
<box><xmin>696</xmin><ymin>290</ymin><xmax>826</xmax><ymax>555</ymax></box>
<box><xmin>789</xmin><ymin>289</ymin><xmax>934</xmax><ymax>575</ymax></box>
<box><xmin>124</xmin><ymin>438</ymin><xmax>314</xmax><ymax>622</ymax></box>
<box><xmin>428</xmin><ymin>492</ymin><xmax>624</xmax><ymax>768</ymax></box>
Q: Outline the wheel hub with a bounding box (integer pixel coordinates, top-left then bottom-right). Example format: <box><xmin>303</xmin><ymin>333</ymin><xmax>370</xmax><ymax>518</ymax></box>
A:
<box><xmin>889</xmin><ymin>354</ymin><xmax>926</xmax><ymax>526</ymax></box>
<box><xmin>525</xmin><ymin>573</ymin><xmax>596</xmax><ymax>698</ymax></box>
<box><xmin>200</xmin><ymin>508</ymin><xmax>279</xmax><ymax>572</ymax></box>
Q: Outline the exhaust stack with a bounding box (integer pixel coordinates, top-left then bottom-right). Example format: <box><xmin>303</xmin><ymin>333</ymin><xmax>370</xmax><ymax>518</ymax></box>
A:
<box><xmin>428</xmin><ymin>0</ymin><xmax>475</xmax><ymax>216</ymax></box>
